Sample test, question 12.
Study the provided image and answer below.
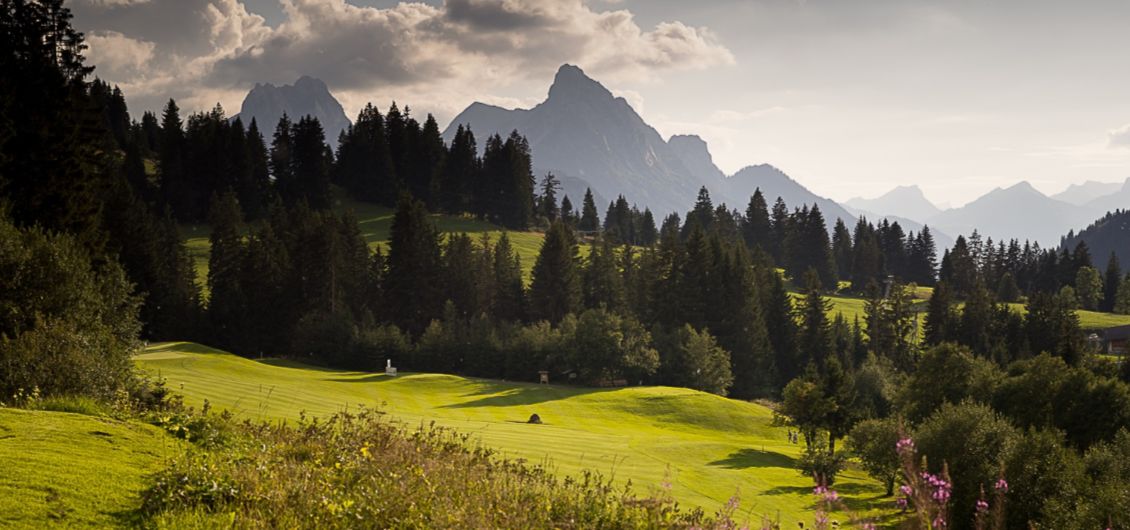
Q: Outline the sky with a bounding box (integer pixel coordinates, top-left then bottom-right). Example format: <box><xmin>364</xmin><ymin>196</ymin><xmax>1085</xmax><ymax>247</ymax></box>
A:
<box><xmin>72</xmin><ymin>0</ymin><xmax>1130</xmax><ymax>207</ymax></box>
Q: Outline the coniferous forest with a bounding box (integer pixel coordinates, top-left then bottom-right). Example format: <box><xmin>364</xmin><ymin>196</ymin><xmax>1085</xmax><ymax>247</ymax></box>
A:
<box><xmin>4</xmin><ymin>2</ymin><xmax>1130</xmax><ymax>529</ymax></box>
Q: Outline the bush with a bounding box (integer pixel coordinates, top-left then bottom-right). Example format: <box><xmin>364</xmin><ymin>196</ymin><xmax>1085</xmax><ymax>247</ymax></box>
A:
<box><xmin>353</xmin><ymin>324</ymin><xmax>411</xmax><ymax>371</ymax></box>
<box><xmin>914</xmin><ymin>401</ymin><xmax>1019</xmax><ymax>530</ymax></box>
<box><xmin>847</xmin><ymin>417</ymin><xmax>901</xmax><ymax>495</ymax></box>
<box><xmin>0</xmin><ymin>218</ymin><xmax>141</xmax><ymax>400</ymax></box>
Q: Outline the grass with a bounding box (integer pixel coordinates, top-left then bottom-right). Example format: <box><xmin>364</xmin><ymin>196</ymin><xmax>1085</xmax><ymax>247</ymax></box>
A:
<box><xmin>0</xmin><ymin>407</ymin><xmax>183</xmax><ymax>529</ymax></box>
<box><xmin>136</xmin><ymin>342</ymin><xmax>895</xmax><ymax>527</ymax></box>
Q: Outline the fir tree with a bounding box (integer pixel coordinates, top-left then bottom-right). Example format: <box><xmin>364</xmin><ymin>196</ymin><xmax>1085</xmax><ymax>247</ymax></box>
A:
<box><xmin>579</xmin><ymin>188</ymin><xmax>600</xmax><ymax>233</ymax></box>
<box><xmin>385</xmin><ymin>194</ymin><xmax>445</xmax><ymax>336</ymax></box>
<box><xmin>529</xmin><ymin>220</ymin><xmax>581</xmax><ymax>323</ymax></box>
<box><xmin>1102</xmin><ymin>252</ymin><xmax>1122</xmax><ymax>312</ymax></box>
<box><xmin>797</xmin><ymin>269</ymin><xmax>832</xmax><ymax>368</ymax></box>
<box><xmin>537</xmin><ymin>173</ymin><xmax>560</xmax><ymax>222</ymax></box>
<box><xmin>637</xmin><ymin>208</ymin><xmax>658</xmax><ymax>246</ymax></box>
<box><xmin>742</xmin><ymin>189</ymin><xmax>772</xmax><ymax>253</ymax></box>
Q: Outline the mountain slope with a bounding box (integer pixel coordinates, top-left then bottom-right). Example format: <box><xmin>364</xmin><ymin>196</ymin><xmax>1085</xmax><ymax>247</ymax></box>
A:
<box><xmin>725</xmin><ymin>164</ymin><xmax>856</xmax><ymax>225</ymax></box>
<box><xmin>444</xmin><ymin>65</ymin><xmax>703</xmax><ymax>215</ymax></box>
<box><xmin>444</xmin><ymin>64</ymin><xmax>856</xmax><ymax>225</ymax></box>
<box><xmin>926</xmin><ymin>182</ymin><xmax>1092</xmax><ymax>246</ymax></box>
<box><xmin>1061</xmin><ymin>209</ymin><xmax>1130</xmax><ymax>267</ymax></box>
<box><xmin>234</xmin><ymin>76</ymin><xmax>351</xmax><ymax>149</ymax></box>
<box><xmin>846</xmin><ymin>185</ymin><xmax>941</xmax><ymax>224</ymax></box>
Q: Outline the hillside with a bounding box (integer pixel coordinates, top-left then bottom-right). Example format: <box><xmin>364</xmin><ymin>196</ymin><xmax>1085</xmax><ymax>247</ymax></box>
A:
<box><xmin>0</xmin><ymin>408</ymin><xmax>181</xmax><ymax>529</ymax></box>
<box><xmin>1061</xmin><ymin>209</ymin><xmax>1130</xmax><ymax>269</ymax></box>
<box><xmin>135</xmin><ymin>342</ymin><xmax>891</xmax><ymax>525</ymax></box>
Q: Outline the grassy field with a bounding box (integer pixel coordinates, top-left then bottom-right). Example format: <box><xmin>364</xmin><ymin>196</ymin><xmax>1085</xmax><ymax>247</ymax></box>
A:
<box><xmin>136</xmin><ymin>342</ymin><xmax>895</xmax><ymax>527</ymax></box>
<box><xmin>0</xmin><ymin>408</ymin><xmax>182</xmax><ymax>529</ymax></box>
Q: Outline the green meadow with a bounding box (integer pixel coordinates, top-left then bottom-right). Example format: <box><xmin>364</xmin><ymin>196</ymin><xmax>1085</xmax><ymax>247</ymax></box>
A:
<box><xmin>136</xmin><ymin>342</ymin><xmax>895</xmax><ymax>527</ymax></box>
<box><xmin>0</xmin><ymin>407</ymin><xmax>183</xmax><ymax>529</ymax></box>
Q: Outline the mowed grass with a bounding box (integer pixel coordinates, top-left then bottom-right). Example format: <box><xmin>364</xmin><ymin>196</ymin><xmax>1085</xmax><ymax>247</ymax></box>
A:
<box><xmin>136</xmin><ymin>342</ymin><xmax>895</xmax><ymax>527</ymax></box>
<box><xmin>0</xmin><ymin>408</ymin><xmax>182</xmax><ymax>529</ymax></box>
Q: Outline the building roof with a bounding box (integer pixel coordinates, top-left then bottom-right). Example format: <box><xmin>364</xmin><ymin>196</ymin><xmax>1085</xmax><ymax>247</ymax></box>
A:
<box><xmin>1101</xmin><ymin>324</ymin><xmax>1130</xmax><ymax>341</ymax></box>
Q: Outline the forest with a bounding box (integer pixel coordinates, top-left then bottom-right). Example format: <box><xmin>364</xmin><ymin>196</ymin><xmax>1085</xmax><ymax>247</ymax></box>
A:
<box><xmin>3</xmin><ymin>1</ymin><xmax>1130</xmax><ymax>528</ymax></box>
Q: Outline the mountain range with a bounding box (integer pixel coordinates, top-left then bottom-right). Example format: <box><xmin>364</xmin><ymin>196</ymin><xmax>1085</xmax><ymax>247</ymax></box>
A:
<box><xmin>443</xmin><ymin>64</ymin><xmax>856</xmax><ymax>228</ymax></box>
<box><xmin>234</xmin><ymin>76</ymin><xmax>352</xmax><ymax>150</ymax></box>
<box><xmin>231</xmin><ymin>68</ymin><xmax>1128</xmax><ymax>251</ymax></box>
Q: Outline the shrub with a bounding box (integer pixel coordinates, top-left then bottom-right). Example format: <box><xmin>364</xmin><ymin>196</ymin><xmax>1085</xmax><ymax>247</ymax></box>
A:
<box><xmin>353</xmin><ymin>324</ymin><xmax>412</xmax><ymax>371</ymax></box>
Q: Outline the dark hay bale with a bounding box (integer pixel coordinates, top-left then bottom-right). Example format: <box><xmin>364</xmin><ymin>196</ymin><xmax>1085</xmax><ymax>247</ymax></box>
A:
<box><xmin>527</xmin><ymin>413</ymin><xmax>542</xmax><ymax>424</ymax></box>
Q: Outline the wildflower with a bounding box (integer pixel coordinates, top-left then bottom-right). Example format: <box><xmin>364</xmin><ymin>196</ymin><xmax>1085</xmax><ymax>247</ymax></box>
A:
<box><xmin>823</xmin><ymin>490</ymin><xmax>839</xmax><ymax>503</ymax></box>
<box><xmin>896</xmin><ymin>437</ymin><xmax>915</xmax><ymax>455</ymax></box>
<box><xmin>975</xmin><ymin>499</ymin><xmax>989</xmax><ymax>513</ymax></box>
<box><xmin>994</xmin><ymin>478</ymin><xmax>1009</xmax><ymax>493</ymax></box>
<box><xmin>932</xmin><ymin>516</ymin><xmax>947</xmax><ymax>528</ymax></box>
<box><xmin>813</xmin><ymin>485</ymin><xmax>827</xmax><ymax>495</ymax></box>
<box><xmin>899</xmin><ymin>484</ymin><xmax>912</xmax><ymax>496</ymax></box>
<box><xmin>896</xmin><ymin>497</ymin><xmax>908</xmax><ymax>510</ymax></box>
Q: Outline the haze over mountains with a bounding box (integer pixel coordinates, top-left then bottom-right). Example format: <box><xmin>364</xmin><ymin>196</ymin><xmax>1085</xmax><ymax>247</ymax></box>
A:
<box><xmin>231</xmin><ymin>66</ymin><xmax>1128</xmax><ymax>250</ymax></box>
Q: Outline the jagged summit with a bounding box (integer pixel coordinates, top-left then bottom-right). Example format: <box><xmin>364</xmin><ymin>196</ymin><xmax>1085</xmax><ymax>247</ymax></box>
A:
<box><xmin>234</xmin><ymin>76</ymin><xmax>351</xmax><ymax>149</ymax></box>
<box><xmin>546</xmin><ymin>64</ymin><xmax>613</xmax><ymax>103</ymax></box>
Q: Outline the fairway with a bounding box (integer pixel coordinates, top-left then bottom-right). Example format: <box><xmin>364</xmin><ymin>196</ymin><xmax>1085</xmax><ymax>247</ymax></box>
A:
<box><xmin>137</xmin><ymin>342</ymin><xmax>894</xmax><ymax>527</ymax></box>
<box><xmin>0</xmin><ymin>408</ymin><xmax>182</xmax><ymax>529</ymax></box>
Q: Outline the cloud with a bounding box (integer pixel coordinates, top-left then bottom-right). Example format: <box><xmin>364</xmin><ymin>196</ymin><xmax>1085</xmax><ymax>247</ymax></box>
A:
<box><xmin>85</xmin><ymin>31</ymin><xmax>155</xmax><ymax>77</ymax></box>
<box><xmin>82</xmin><ymin>0</ymin><xmax>151</xmax><ymax>7</ymax></box>
<box><xmin>1109</xmin><ymin>123</ymin><xmax>1130</xmax><ymax>148</ymax></box>
<box><xmin>73</xmin><ymin>0</ymin><xmax>733</xmax><ymax>120</ymax></box>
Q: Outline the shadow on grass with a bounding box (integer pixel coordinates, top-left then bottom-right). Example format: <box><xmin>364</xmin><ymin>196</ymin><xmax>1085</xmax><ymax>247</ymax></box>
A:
<box><xmin>441</xmin><ymin>382</ymin><xmax>618</xmax><ymax>409</ymax></box>
<box><xmin>707</xmin><ymin>448</ymin><xmax>795</xmax><ymax>469</ymax></box>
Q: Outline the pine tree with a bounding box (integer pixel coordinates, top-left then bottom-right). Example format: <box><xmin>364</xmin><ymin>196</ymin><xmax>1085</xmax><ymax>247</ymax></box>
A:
<box><xmin>289</xmin><ymin>116</ymin><xmax>331</xmax><ymax>209</ymax></box>
<box><xmin>582</xmin><ymin>237</ymin><xmax>625</xmax><ymax>312</ymax></box>
<box><xmin>560</xmin><ymin>195</ymin><xmax>576</xmax><ymax>226</ymax></box>
<box><xmin>1102</xmin><ymin>252</ymin><xmax>1122</xmax><ymax>313</ymax></box>
<box><xmin>832</xmin><ymin>218</ymin><xmax>853</xmax><ymax>280</ymax></box>
<box><xmin>637</xmin><ymin>208</ymin><xmax>658</xmax><ymax>246</ymax></box>
<box><xmin>206</xmin><ymin>191</ymin><xmax>246</xmax><ymax>350</ymax></box>
<box><xmin>579</xmin><ymin>188</ymin><xmax>600</xmax><ymax>233</ymax></box>
<box><xmin>851</xmin><ymin>219</ymin><xmax>882</xmax><ymax>293</ymax></box>
<box><xmin>797</xmin><ymin>269</ymin><xmax>832</xmax><ymax>368</ymax></box>
<box><xmin>492</xmin><ymin>232</ymin><xmax>525</xmax><ymax>322</ymax></box>
<box><xmin>529</xmin><ymin>220</ymin><xmax>581</xmax><ymax>322</ymax></box>
<box><xmin>742</xmin><ymin>189</ymin><xmax>772</xmax><ymax>253</ymax></box>
<box><xmin>438</xmin><ymin>124</ymin><xmax>475</xmax><ymax>212</ymax></box>
<box><xmin>683</xmin><ymin>187</ymin><xmax>715</xmax><ymax>237</ymax></box>
<box><xmin>243</xmin><ymin>118</ymin><xmax>273</xmax><ymax>219</ymax></box>
<box><xmin>537</xmin><ymin>173</ymin><xmax>560</xmax><ymax>222</ymax></box>
<box><xmin>269</xmin><ymin>114</ymin><xmax>295</xmax><ymax>204</ymax></box>
<box><xmin>385</xmin><ymin>194</ymin><xmax>445</xmax><ymax>336</ymax></box>
<box><xmin>924</xmin><ymin>281</ymin><xmax>955</xmax><ymax>345</ymax></box>
<box><xmin>763</xmin><ymin>268</ymin><xmax>800</xmax><ymax>386</ymax></box>
<box><xmin>769</xmin><ymin>197</ymin><xmax>791</xmax><ymax>263</ymax></box>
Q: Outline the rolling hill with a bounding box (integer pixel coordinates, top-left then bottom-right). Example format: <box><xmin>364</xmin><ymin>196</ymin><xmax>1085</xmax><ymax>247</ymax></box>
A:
<box><xmin>135</xmin><ymin>342</ymin><xmax>892</xmax><ymax>526</ymax></box>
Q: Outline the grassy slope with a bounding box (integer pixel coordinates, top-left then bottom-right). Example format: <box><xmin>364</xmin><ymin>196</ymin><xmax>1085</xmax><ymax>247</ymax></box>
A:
<box><xmin>0</xmin><ymin>408</ymin><xmax>181</xmax><ymax>529</ymax></box>
<box><xmin>137</xmin><ymin>342</ymin><xmax>894</xmax><ymax>527</ymax></box>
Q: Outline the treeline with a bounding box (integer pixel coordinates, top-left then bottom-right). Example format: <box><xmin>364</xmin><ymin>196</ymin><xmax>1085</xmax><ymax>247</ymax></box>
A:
<box><xmin>938</xmin><ymin>230</ymin><xmax>1129</xmax><ymax>313</ymax></box>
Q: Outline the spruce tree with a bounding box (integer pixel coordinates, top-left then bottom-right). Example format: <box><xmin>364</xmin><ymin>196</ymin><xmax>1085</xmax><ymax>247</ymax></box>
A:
<box><xmin>538</xmin><ymin>173</ymin><xmax>560</xmax><ymax>222</ymax></box>
<box><xmin>206</xmin><ymin>191</ymin><xmax>246</xmax><ymax>350</ymax></box>
<box><xmin>385</xmin><ymin>194</ymin><xmax>445</xmax><ymax>336</ymax></box>
<box><xmin>797</xmin><ymin>269</ymin><xmax>832</xmax><ymax>368</ymax></box>
<box><xmin>579</xmin><ymin>188</ymin><xmax>600</xmax><ymax>233</ymax></box>
<box><xmin>289</xmin><ymin>115</ymin><xmax>332</xmax><ymax>209</ymax></box>
<box><xmin>742</xmin><ymin>189</ymin><xmax>772</xmax><ymax>253</ymax></box>
<box><xmin>638</xmin><ymin>208</ymin><xmax>658</xmax><ymax>246</ymax></box>
<box><xmin>1102</xmin><ymin>252</ymin><xmax>1122</xmax><ymax>313</ymax></box>
<box><xmin>492</xmin><ymin>232</ymin><xmax>525</xmax><ymax>322</ymax></box>
<box><xmin>560</xmin><ymin>195</ymin><xmax>576</xmax><ymax>226</ymax></box>
<box><xmin>582</xmin><ymin>237</ymin><xmax>625</xmax><ymax>312</ymax></box>
<box><xmin>529</xmin><ymin>220</ymin><xmax>581</xmax><ymax>323</ymax></box>
<box><xmin>832</xmin><ymin>218</ymin><xmax>853</xmax><ymax>280</ymax></box>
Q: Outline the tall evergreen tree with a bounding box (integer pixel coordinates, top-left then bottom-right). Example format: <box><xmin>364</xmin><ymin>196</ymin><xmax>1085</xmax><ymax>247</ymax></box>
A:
<box><xmin>206</xmin><ymin>191</ymin><xmax>246</xmax><ymax>350</ymax></box>
<box><xmin>579</xmin><ymin>188</ymin><xmax>600</xmax><ymax>232</ymax></box>
<box><xmin>582</xmin><ymin>237</ymin><xmax>625</xmax><ymax>312</ymax></box>
<box><xmin>492</xmin><ymin>232</ymin><xmax>525</xmax><ymax>322</ymax></box>
<box><xmin>742</xmin><ymin>189</ymin><xmax>772</xmax><ymax>253</ymax></box>
<box><xmin>832</xmin><ymin>218</ymin><xmax>853</xmax><ymax>280</ymax></box>
<box><xmin>385</xmin><ymin>194</ymin><xmax>445</xmax><ymax>336</ymax></box>
<box><xmin>288</xmin><ymin>115</ymin><xmax>331</xmax><ymax>209</ymax></box>
<box><xmin>1102</xmin><ymin>252</ymin><xmax>1122</xmax><ymax>313</ymax></box>
<box><xmin>797</xmin><ymin>269</ymin><xmax>832</xmax><ymax>368</ymax></box>
<box><xmin>637</xmin><ymin>208</ymin><xmax>658</xmax><ymax>246</ymax></box>
<box><xmin>529</xmin><ymin>220</ymin><xmax>581</xmax><ymax>322</ymax></box>
<box><xmin>537</xmin><ymin>173</ymin><xmax>560</xmax><ymax>222</ymax></box>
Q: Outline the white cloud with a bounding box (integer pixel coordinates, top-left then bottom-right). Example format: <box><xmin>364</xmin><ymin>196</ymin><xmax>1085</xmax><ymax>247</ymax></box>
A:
<box><xmin>1109</xmin><ymin>123</ymin><xmax>1130</xmax><ymax>148</ymax></box>
<box><xmin>85</xmin><ymin>31</ymin><xmax>155</xmax><ymax>76</ymax></box>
